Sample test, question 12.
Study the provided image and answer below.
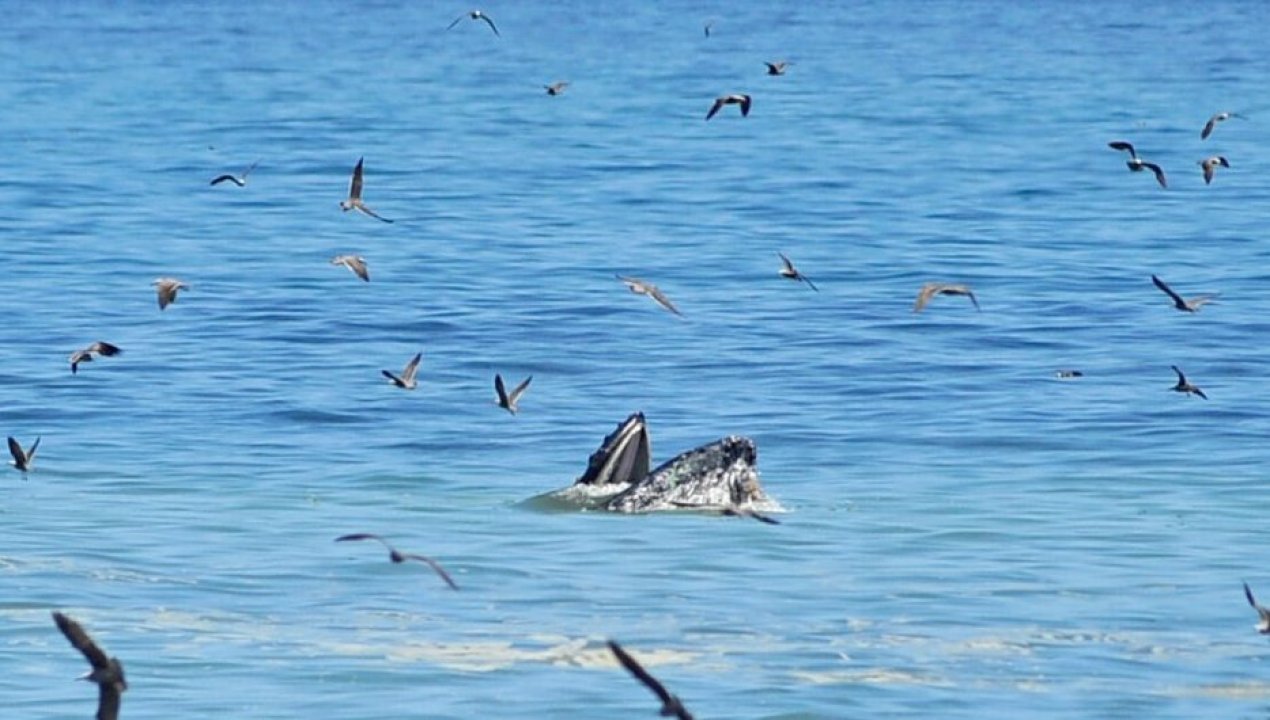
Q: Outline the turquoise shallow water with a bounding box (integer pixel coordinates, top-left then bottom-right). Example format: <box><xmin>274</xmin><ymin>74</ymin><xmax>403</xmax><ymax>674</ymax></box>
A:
<box><xmin>5</xmin><ymin>2</ymin><xmax>1270</xmax><ymax>718</ymax></box>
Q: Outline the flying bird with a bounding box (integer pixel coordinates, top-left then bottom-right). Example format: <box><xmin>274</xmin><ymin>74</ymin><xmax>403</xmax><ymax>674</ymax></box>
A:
<box><xmin>1055</xmin><ymin>370</ymin><xmax>1084</xmax><ymax>379</ymax></box>
<box><xmin>446</xmin><ymin>9</ymin><xmax>500</xmax><ymax>36</ymax></box>
<box><xmin>777</xmin><ymin>252</ymin><xmax>818</xmax><ymax>291</ymax></box>
<box><xmin>671</xmin><ymin>501</ymin><xmax>781</xmax><ymax>525</ymax></box>
<box><xmin>340</xmin><ymin>157</ymin><xmax>394</xmax><ymax>223</ymax></box>
<box><xmin>1199</xmin><ymin>155</ymin><xmax>1230</xmax><ymax>185</ymax></box>
<box><xmin>704</xmin><ymin>21</ymin><xmax>714</xmax><ymax>37</ymax></box>
<box><xmin>764</xmin><ymin>61</ymin><xmax>790</xmax><ymax>76</ymax></box>
<box><xmin>331</xmin><ymin>255</ymin><xmax>370</xmax><ymax>282</ymax></box>
<box><xmin>1151</xmin><ymin>274</ymin><xmax>1218</xmax><ymax>313</ymax></box>
<box><xmin>51</xmin><ymin>612</ymin><xmax>127</xmax><ymax>720</ymax></box>
<box><xmin>335</xmin><ymin>533</ymin><xmax>459</xmax><ymax>590</ymax></box>
<box><xmin>544</xmin><ymin>82</ymin><xmax>569</xmax><ymax>96</ymax></box>
<box><xmin>705</xmin><ymin>94</ymin><xmax>751</xmax><ymax>121</ymax></box>
<box><xmin>1201</xmin><ymin>111</ymin><xmax>1244</xmax><ymax>140</ymax></box>
<box><xmin>913</xmin><ymin>283</ymin><xmax>979</xmax><ymax>313</ymax></box>
<box><xmin>152</xmin><ymin>277</ymin><xmax>189</xmax><ymax>310</ymax></box>
<box><xmin>68</xmin><ymin>342</ymin><xmax>122</xmax><ymax>375</ymax></box>
<box><xmin>494</xmin><ymin>373</ymin><xmax>532</xmax><ymax>415</ymax></box>
<box><xmin>617</xmin><ymin>275</ymin><xmax>684</xmax><ymax>317</ymax></box>
<box><xmin>1170</xmin><ymin>365</ymin><xmax>1207</xmax><ymax>400</ymax></box>
<box><xmin>1245</xmin><ymin>582</ymin><xmax>1270</xmax><ymax>634</ymax></box>
<box><xmin>1108</xmin><ymin>141</ymin><xmax>1167</xmax><ymax>189</ymax></box>
<box><xmin>607</xmin><ymin>640</ymin><xmax>695</xmax><ymax>720</ymax></box>
<box><xmin>209</xmin><ymin>160</ymin><xmax>259</xmax><ymax>187</ymax></box>
<box><xmin>8</xmin><ymin>436</ymin><xmax>39</xmax><ymax>473</ymax></box>
<box><xmin>382</xmin><ymin>352</ymin><xmax>422</xmax><ymax>390</ymax></box>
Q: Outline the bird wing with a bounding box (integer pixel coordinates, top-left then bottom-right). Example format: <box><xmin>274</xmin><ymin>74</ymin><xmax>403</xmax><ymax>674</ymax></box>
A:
<box><xmin>1202</xmin><ymin>161</ymin><xmax>1215</xmax><ymax>185</ymax></box>
<box><xmin>209</xmin><ymin>174</ymin><xmax>241</xmax><ymax>186</ymax></box>
<box><xmin>8</xmin><ymin>437</ymin><xmax>25</xmax><ymax>468</ymax></box>
<box><xmin>1151</xmin><ymin>275</ymin><xmax>1187</xmax><ymax>308</ymax></box>
<box><xmin>1143</xmin><ymin>162</ymin><xmax>1167</xmax><ymax>188</ymax></box>
<box><xmin>705</xmin><ymin>99</ymin><xmax>724</xmax><ymax>121</ymax></box>
<box><xmin>445</xmin><ymin>15</ymin><xmax>464</xmax><ymax>31</ymax></box>
<box><xmin>242</xmin><ymin>160</ymin><xmax>259</xmax><ymax>179</ymax></box>
<box><xmin>357</xmin><ymin>204</ymin><xmax>394</xmax><ymax>223</ymax></box>
<box><xmin>52</xmin><ymin>612</ymin><xmax>112</xmax><ymax>670</ymax></box>
<box><xmin>155</xmin><ymin>283</ymin><xmax>175</xmax><ymax>309</ymax></box>
<box><xmin>382</xmin><ymin>370</ymin><xmax>403</xmax><ymax>386</ymax></box>
<box><xmin>802</xmin><ymin>274</ymin><xmax>819</xmax><ymax>292</ymax></box>
<box><xmin>494</xmin><ymin>374</ymin><xmax>509</xmax><ymax>406</ymax></box>
<box><xmin>778</xmin><ymin>252</ymin><xmax>795</xmax><ymax>273</ymax></box>
<box><xmin>649</xmin><ymin>286</ymin><xmax>683</xmax><ymax>316</ymax></box>
<box><xmin>608</xmin><ymin>641</ymin><xmax>675</xmax><ymax>707</ymax></box>
<box><xmin>349</xmin><ymin>157</ymin><xmax>365</xmax><ymax>200</ymax></box>
<box><xmin>1251</xmin><ymin>583</ymin><xmax>1263</xmax><ymax>609</ymax></box>
<box><xmin>27</xmin><ymin>436</ymin><xmax>40</xmax><ymax>464</ymax></box>
<box><xmin>480</xmin><ymin>13</ymin><xmax>500</xmax><ymax>36</ymax></box>
<box><xmin>401</xmin><ymin>353</ymin><xmax>422</xmax><ymax>384</ymax></box>
<box><xmin>965</xmin><ymin>289</ymin><xmax>981</xmax><ymax>310</ymax></box>
<box><xmin>1194</xmin><ymin>387</ymin><xmax>1208</xmax><ymax>400</ymax></box>
<box><xmin>335</xmin><ymin>533</ymin><xmax>396</xmax><ymax>556</ymax></box>
<box><xmin>1107</xmin><ymin>141</ymin><xmax>1137</xmax><ymax>158</ymax></box>
<box><xmin>93</xmin><ymin>342</ymin><xmax>122</xmax><ymax>357</ymax></box>
<box><xmin>739</xmin><ymin>95</ymin><xmax>752</xmax><ymax>117</ymax></box>
<box><xmin>1201</xmin><ymin>115</ymin><xmax>1218</xmax><ymax>140</ymax></box>
<box><xmin>913</xmin><ymin>284</ymin><xmax>938</xmax><ymax>312</ymax></box>
<box><xmin>1171</xmin><ymin>365</ymin><xmax>1186</xmax><ymax>384</ymax></box>
<box><xmin>402</xmin><ymin>553</ymin><xmax>460</xmax><ymax>590</ymax></box>
<box><xmin>340</xmin><ymin>256</ymin><xmax>369</xmax><ymax>281</ymax></box>
<box><xmin>99</xmin><ymin>680</ymin><xmax>123</xmax><ymax>720</ymax></box>
<box><xmin>509</xmin><ymin>375</ymin><xmax>533</xmax><ymax>404</ymax></box>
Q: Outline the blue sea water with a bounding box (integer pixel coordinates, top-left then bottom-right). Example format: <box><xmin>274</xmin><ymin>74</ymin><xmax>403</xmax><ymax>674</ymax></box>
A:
<box><xmin>4</xmin><ymin>1</ymin><xmax>1270</xmax><ymax>718</ymax></box>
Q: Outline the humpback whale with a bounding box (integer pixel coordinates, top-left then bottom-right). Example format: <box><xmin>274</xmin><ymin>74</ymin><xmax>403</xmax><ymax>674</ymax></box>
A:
<box><xmin>538</xmin><ymin>413</ymin><xmax>780</xmax><ymax>514</ymax></box>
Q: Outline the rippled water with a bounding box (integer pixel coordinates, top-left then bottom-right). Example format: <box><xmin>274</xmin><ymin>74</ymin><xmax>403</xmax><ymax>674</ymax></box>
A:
<box><xmin>5</xmin><ymin>2</ymin><xmax>1270</xmax><ymax>718</ymax></box>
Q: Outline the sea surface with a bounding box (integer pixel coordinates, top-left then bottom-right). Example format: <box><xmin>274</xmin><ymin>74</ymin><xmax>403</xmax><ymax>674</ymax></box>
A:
<box><xmin>4</xmin><ymin>2</ymin><xmax>1270</xmax><ymax>718</ymax></box>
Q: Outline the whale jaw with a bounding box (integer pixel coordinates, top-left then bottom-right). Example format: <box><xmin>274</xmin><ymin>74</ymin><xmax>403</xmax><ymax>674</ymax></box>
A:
<box><xmin>605</xmin><ymin>435</ymin><xmax>765</xmax><ymax>513</ymax></box>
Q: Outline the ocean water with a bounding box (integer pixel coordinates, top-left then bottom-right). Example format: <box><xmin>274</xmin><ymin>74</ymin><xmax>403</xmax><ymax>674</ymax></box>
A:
<box><xmin>4</xmin><ymin>1</ymin><xmax>1270</xmax><ymax>718</ymax></box>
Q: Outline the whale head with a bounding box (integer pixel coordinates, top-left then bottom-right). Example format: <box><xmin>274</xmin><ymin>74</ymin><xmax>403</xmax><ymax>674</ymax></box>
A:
<box><xmin>605</xmin><ymin>434</ymin><xmax>768</xmax><ymax>513</ymax></box>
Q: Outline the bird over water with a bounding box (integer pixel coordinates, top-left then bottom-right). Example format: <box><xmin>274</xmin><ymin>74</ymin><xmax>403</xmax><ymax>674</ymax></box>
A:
<box><xmin>1170</xmin><ymin>365</ymin><xmax>1207</xmax><ymax>400</ymax></box>
<box><xmin>209</xmin><ymin>160</ymin><xmax>258</xmax><ymax>187</ymax></box>
<box><xmin>51</xmin><ymin>611</ymin><xmax>127</xmax><ymax>720</ymax></box>
<box><xmin>705</xmin><ymin>94</ymin><xmax>751</xmax><ymax>121</ymax></box>
<box><xmin>8</xmin><ymin>436</ymin><xmax>39</xmax><ymax>473</ymax></box>
<box><xmin>382</xmin><ymin>352</ymin><xmax>422</xmax><ymax>390</ymax></box>
<box><xmin>335</xmin><ymin>533</ymin><xmax>459</xmax><ymax>590</ymax></box>
<box><xmin>1151</xmin><ymin>274</ymin><xmax>1217</xmax><ymax>313</ymax></box>
<box><xmin>778</xmin><ymin>252</ymin><xmax>818</xmax><ymax>291</ymax></box>
<box><xmin>607</xmin><ymin>640</ymin><xmax>695</xmax><ymax>720</ymax></box>
<box><xmin>1108</xmin><ymin>141</ymin><xmax>1167</xmax><ymax>189</ymax></box>
<box><xmin>446</xmin><ymin>9</ymin><xmax>500</xmax><ymax>36</ymax></box>
<box><xmin>494</xmin><ymin>373</ymin><xmax>532</xmax><ymax>415</ymax></box>
<box><xmin>68</xmin><ymin>341</ymin><xmax>121</xmax><ymax>375</ymax></box>
<box><xmin>913</xmin><ymin>282</ymin><xmax>979</xmax><ymax>313</ymax></box>
<box><xmin>340</xmin><ymin>157</ymin><xmax>394</xmax><ymax>223</ymax></box>
<box><xmin>617</xmin><ymin>275</ymin><xmax>684</xmax><ymax>317</ymax></box>
<box><xmin>330</xmin><ymin>254</ymin><xmax>370</xmax><ymax>282</ymax></box>
<box><xmin>152</xmin><ymin>277</ymin><xmax>189</xmax><ymax>310</ymax></box>
<box><xmin>1245</xmin><ymin>582</ymin><xmax>1270</xmax><ymax>634</ymax></box>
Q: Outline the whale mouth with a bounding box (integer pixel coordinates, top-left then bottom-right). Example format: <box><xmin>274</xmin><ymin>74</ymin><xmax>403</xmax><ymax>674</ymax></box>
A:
<box><xmin>573</xmin><ymin>412</ymin><xmax>651</xmax><ymax>488</ymax></box>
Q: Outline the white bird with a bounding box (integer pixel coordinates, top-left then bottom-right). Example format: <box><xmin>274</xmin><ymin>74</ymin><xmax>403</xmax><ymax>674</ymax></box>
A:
<box><xmin>706</xmin><ymin>94</ymin><xmax>752</xmax><ymax>121</ymax></box>
<box><xmin>446</xmin><ymin>9</ymin><xmax>500</xmax><ymax>36</ymax></box>
<box><xmin>209</xmin><ymin>160</ymin><xmax>259</xmax><ymax>187</ymax></box>
<box><xmin>331</xmin><ymin>255</ymin><xmax>370</xmax><ymax>282</ymax></box>
<box><xmin>1201</xmin><ymin>111</ymin><xmax>1244</xmax><ymax>140</ymax></box>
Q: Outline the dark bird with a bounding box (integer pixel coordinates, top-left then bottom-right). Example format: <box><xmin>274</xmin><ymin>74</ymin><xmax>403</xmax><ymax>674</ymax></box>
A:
<box><xmin>152</xmin><ymin>277</ymin><xmax>189</xmax><ymax>310</ymax></box>
<box><xmin>617</xmin><ymin>275</ymin><xmax>684</xmax><ymax>317</ymax></box>
<box><xmin>1108</xmin><ymin>141</ymin><xmax>1167</xmax><ymax>188</ymax></box>
<box><xmin>1199</xmin><ymin>155</ymin><xmax>1230</xmax><ymax>185</ymax></box>
<box><xmin>704</xmin><ymin>21</ymin><xmax>714</xmax><ymax>37</ymax></box>
<box><xmin>335</xmin><ymin>533</ymin><xmax>459</xmax><ymax>590</ymax></box>
<box><xmin>340</xmin><ymin>157</ymin><xmax>394</xmax><ymax>223</ymax></box>
<box><xmin>607</xmin><ymin>640</ymin><xmax>695</xmax><ymax>720</ymax></box>
<box><xmin>382</xmin><ymin>352</ymin><xmax>422</xmax><ymax>390</ymax></box>
<box><xmin>1055</xmin><ymin>370</ymin><xmax>1084</xmax><ymax>379</ymax></box>
<box><xmin>8</xmin><ymin>436</ymin><xmax>39</xmax><ymax>473</ymax></box>
<box><xmin>764</xmin><ymin>61</ymin><xmax>790</xmax><ymax>76</ymax></box>
<box><xmin>913</xmin><ymin>283</ymin><xmax>979</xmax><ymax>313</ymax></box>
<box><xmin>1245</xmin><ymin>582</ymin><xmax>1270</xmax><ymax>634</ymax></box>
<box><xmin>52</xmin><ymin>611</ymin><xmax>127</xmax><ymax>720</ymax></box>
<box><xmin>1151</xmin><ymin>275</ymin><xmax>1217</xmax><ymax>313</ymax></box>
<box><xmin>446</xmin><ymin>9</ymin><xmax>500</xmax><ymax>36</ymax></box>
<box><xmin>544</xmin><ymin>82</ymin><xmax>569</xmax><ymax>96</ymax></box>
<box><xmin>1201</xmin><ymin>111</ymin><xmax>1244</xmax><ymax>140</ymax></box>
<box><xmin>69</xmin><ymin>342</ymin><xmax>122</xmax><ymax>375</ymax></box>
<box><xmin>1170</xmin><ymin>365</ymin><xmax>1207</xmax><ymax>400</ymax></box>
<box><xmin>209</xmin><ymin>160</ymin><xmax>259</xmax><ymax>187</ymax></box>
<box><xmin>777</xmin><ymin>252</ymin><xmax>818</xmax><ymax>291</ymax></box>
<box><xmin>671</xmin><ymin>501</ymin><xmax>780</xmax><ymax>525</ymax></box>
<box><xmin>494</xmin><ymin>373</ymin><xmax>532</xmax><ymax>415</ymax></box>
<box><xmin>705</xmin><ymin>94</ymin><xmax>751</xmax><ymax>121</ymax></box>
<box><xmin>331</xmin><ymin>254</ymin><xmax>370</xmax><ymax>282</ymax></box>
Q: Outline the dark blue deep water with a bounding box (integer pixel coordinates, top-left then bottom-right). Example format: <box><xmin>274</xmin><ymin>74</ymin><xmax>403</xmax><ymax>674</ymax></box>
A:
<box><xmin>5</xmin><ymin>2</ymin><xmax>1270</xmax><ymax>718</ymax></box>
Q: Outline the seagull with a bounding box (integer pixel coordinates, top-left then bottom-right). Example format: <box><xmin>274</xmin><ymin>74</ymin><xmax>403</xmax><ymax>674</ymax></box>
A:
<box><xmin>1199</xmin><ymin>155</ymin><xmax>1230</xmax><ymax>185</ymax></box>
<box><xmin>1055</xmin><ymin>370</ymin><xmax>1084</xmax><ymax>379</ymax></box>
<box><xmin>335</xmin><ymin>533</ymin><xmax>459</xmax><ymax>590</ymax></box>
<box><xmin>913</xmin><ymin>283</ymin><xmax>979</xmax><ymax>313</ymax></box>
<box><xmin>764</xmin><ymin>61</ymin><xmax>790</xmax><ymax>76</ymax></box>
<box><xmin>51</xmin><ymin>612</ymin><xmax>127</xmax><ymax>720</ymax></box>
<box><xmin>777</xmin><ymin>252</ymin><xmax>818</xmax><ymax>291</ymax></box>
<box><xmin>1151</xmin><ymin>274</ymin><xmax>1218</xmax><ymax>313</ymax></box>
<box><xmin>382</xmin><ymin>352</ymin><xmax>422</xmax><ymax>390</ymax></box>
<box><xmin>1245</xmin><ymin>582</ymin><xmax>1270</xmax><ymax>633</ymax></box>
<box><xmin>1170</xmin><ymin>365</ymin><xmax>1207</xmax><ymax>400</ymax></box>
<box><xmin>494</xmin><ymin>373</ymin><xmax>532</xmax><ymax>415</ymax></box>
<box><xmin>8</xmin><ymin>436</ymin><xmax>39</xmax><ymax>473</ymax></box>
<box><xmin>617</xmin><ymin>275</ymin><xmax>684</xmax><ymax>317</ymax></box>
<box><xmin>706</xmin><ymin>94</ymin><xmax>752</xmax><ymax>121</ymax></box>
<box><xmin>152</xmin><ymin>277</ymin><xmax>189</xmax><ymax>310</ymax></box>
<box><xmin>1201</xmin><ymin>111</ymin><xmax>1244</xmax><ymax>140</ymax></box>
<box><xmin>340</xmin><ymin>157</ymin><xmax>394</xmax><ymax>223</ymax></box>
<box><xmin>1108</xmin><ymin>141</ymin><xmax>1167</xmax><ymax>188</ymax></box>
<box><xmin>446</xmin><ymin>9</ymin><xmax>500</xmax><ymax>36</ymax></box>
<box><xmin>68</xmin><ymin>342</ymin><xmax>122</xmax><ymax>375</ymax></box>
<box><xmin>544</xmin><ymin>82</ymin><xmax>569</xmax><ymax>96</ymax></box>
<box><xmin>670</xmin><ymin>502</ymin><xmax>781</xmax><ymax>525</ymax></box>
<box><xmin>209</xmin><ymin>160</ymin><xmax>259</xmax><ymax>187</ymax></box>
<box><xmin>607</xmin><ymin>640</ymin><xmax>695</xmax><ymax>720</ymax></box>
<box><xmin>331</xmin><ymin>255</ymin><xmax>370</xmax><ymax>282</ymax></box>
